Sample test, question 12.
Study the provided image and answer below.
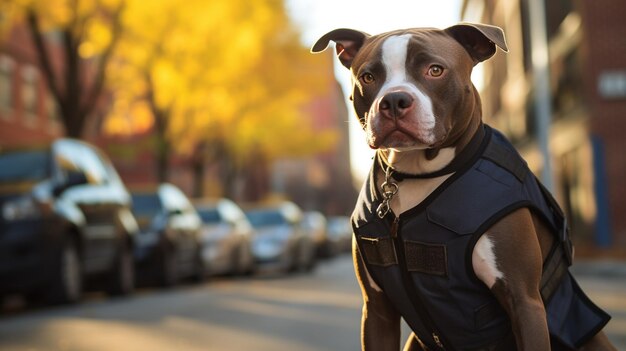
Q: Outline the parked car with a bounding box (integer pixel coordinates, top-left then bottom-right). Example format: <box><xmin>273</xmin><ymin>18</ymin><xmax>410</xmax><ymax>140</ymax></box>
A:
<box><xmin>130</xmin><ymin>183</ymin><xmax>203</xmax><ymax>286</ymax></box>
<box><xmin>194</xmin><ymin>198</ymin><xmax>255</xmax><ymax>276</ymax></box>
<box><xmin>244</xmin><ymin>201</ymin><xmax>316</xmax><ymax>273</ymax></box>
<box><xmin>301</xmin><ymin>211</ymin><xmax>333</xmax><ymax>258</ymax></box>
<box><xmin>0</xmin><ymin>139</ymin><xmax>137</xmax><ymax>304</ymax></box>
<box><xmin>326</xmin><ymin>216</ymin><xmax>352</xmax><ymax>255</ymax></box>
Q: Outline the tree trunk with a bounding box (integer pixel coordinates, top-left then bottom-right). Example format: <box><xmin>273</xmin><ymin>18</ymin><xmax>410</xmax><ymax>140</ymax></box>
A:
<box><xmin>191</xmin><ymin>161</ymin><xmax>204</xmax><ymax>197</ymax></box>
<box><xmin>216</xmin><ymin>147</ymin><xmax>237</xmax><ymax>199</ymax></box>
<box><xmin>25</xmin><ymin>7</ymin><xmax>123</xmax><ymax>139</ymax></box>
<box><xmin>154</xmin><ymin>117</ymin><xmax>170</xmax><ymax>183</ymax></box>
<box><xmin>191</xmin><ymin>143</ymin><xmax>206</xmax><ymax>198</ymax></box>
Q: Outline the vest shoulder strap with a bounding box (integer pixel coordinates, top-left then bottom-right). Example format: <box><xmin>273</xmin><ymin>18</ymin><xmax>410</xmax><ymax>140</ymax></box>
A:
<box><xmin>482</xmin><ymin>132</ymin><xmax>528</xmax><ymax>181</ymax></box>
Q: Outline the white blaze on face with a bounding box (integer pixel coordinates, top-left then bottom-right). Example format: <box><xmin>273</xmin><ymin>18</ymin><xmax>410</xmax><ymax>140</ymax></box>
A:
<box><xmin>373</xmin><ymin>34</ymin><xmax>436</xmax><ymax>145</ymax></box>
<box><xmin>381</xmin><ymin>35</ymin><xmax>411</xmax><ymax>88</ymax></box>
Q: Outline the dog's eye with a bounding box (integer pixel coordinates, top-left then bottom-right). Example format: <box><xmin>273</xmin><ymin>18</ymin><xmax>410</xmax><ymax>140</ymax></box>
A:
<box><xmin>427</xmin><ymin>65</ymin><xmax>444</xmax><ymax>77</ymax></box>
<box><xmin>360</xmin><ymin>72</ymin><xmax>375</xmax><ymax>84</ymax></box>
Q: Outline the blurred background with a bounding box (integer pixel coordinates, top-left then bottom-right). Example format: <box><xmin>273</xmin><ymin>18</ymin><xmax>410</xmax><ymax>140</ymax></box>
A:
<box><xmin>0</xmin><ymin>0</ymin><xmax>625</xmax><ymax>350</ymax></box>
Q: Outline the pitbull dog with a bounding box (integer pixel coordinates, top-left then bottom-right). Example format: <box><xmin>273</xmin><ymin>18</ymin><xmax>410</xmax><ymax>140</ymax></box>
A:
<box><xmin>311</xmin><ymin>24</ymin><xmax>615</xmax><ymax>351</ymax></box>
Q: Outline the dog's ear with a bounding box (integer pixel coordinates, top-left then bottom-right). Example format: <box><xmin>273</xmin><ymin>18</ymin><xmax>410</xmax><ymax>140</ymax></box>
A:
<box><xmin>446</xmin><ymin>23</ymin><xmax>508</xmax><ymax>64</ymax></box>
<box><xmin>311</xmin><ymin>28</ymin><xmax>369</xmax><ymax>69</ymax></box>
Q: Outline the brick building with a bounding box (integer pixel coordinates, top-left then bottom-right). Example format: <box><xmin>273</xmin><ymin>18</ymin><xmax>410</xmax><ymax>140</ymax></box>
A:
<box><xmin>462</xmin><ymin>0</ymin><xmax>626</xmax><ymax>253</ymax></box>
<box><xmin>0</xmin><ymin>24</ymin><xmax>63</xmax><ymax>147</ymax></box>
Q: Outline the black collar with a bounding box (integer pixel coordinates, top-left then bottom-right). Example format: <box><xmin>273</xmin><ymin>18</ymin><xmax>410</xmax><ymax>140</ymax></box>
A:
<box><xmin>377</xmin><ymin>124</ymin><xmax>487</xmax><ymax>181</ymax></box>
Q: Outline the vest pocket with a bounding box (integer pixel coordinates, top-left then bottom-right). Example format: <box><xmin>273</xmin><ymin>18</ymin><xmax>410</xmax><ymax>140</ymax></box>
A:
<box><xmin>404</xmin><ymin>240</ymin><xmax>448</xmax><ymax>277</ymax></box>
<box><xmin>357</xmin><ymin>235</ymin><xmax>398</xmax><ymax>267</ymax></box>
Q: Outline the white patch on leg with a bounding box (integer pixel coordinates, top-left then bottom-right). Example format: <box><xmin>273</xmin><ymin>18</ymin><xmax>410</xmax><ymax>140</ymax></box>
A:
<box><xmin>472</xmin><ymin>233</ymin><xmax>504</xmax><ymax>289</ymax></box>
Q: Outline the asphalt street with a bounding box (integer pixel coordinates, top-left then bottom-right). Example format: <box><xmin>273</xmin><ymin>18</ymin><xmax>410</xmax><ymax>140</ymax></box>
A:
<box><xmin>1</xmin><ymin>255</ymin><xmax>625</xmax><ymax>350</ymax></box>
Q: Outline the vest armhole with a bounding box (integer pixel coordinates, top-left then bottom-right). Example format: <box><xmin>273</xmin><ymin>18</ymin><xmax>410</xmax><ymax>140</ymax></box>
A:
<box><xmin>464</xmin><ymin>201</ymin><xmax>537</xmax><ymax>286</ymax></box>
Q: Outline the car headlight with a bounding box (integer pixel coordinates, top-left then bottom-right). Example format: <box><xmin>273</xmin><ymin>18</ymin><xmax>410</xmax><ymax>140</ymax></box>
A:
<box><xmin>2</xmin><ymin>196</ymin><xmax>41</xmax><ymax>221</ymax></box>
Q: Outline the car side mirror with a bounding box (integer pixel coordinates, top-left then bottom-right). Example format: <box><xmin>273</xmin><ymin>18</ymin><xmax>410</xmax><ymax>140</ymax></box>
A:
<box><xmin>53</xmin><ymin>170</ymin><xmax>89</xmax><ymax>197</ymax></box>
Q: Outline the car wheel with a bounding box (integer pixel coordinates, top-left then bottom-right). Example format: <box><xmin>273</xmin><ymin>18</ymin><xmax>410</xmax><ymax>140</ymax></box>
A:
<box><xmin>293</xmin><ymin>239</ymin><xmax>314</xmax><ymax>273</ymax></box>
<box><xmin>160</xmin><ymin>248</ymin><xmax>178</xmax><ymax>287</ymax></box>
<box><xmin>286</xmin><ymin>244</ymin><xmax>300</xmax><ymax>273</ymax></box>
<box><xmin>237</xmin><ymin>244</ymin><xmax>256</xmax><ymax>276</ymax></box>
<box><xmin>302</xmin><ymin>243</ymin><xmax>317</xmax><ymax>272</ymax></box>
<box><xmin>47</xmin><ymin>238</ymin><xmax>82</xmax><ymax>304</ymax></box>
<box><xmin>190</xmin><ymin>248</ymin><xmax>205</xmax><ymax>283</ymax></box>
<box><xmin>107</xmin><ymin>242</ymin><xmax>135</xmax><ymax>296</ymax></box>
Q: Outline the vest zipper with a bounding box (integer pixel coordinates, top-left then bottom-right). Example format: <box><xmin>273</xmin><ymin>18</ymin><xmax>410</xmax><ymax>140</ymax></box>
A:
<box><xmin>390</xmin><ymin>216</ymin><xmax>399</xmax><ymax>238</ymax></box>
<box><xmin>390</xmin><ymin>215</ymin><xmax>448</xmax><ymax>350</ymax></box>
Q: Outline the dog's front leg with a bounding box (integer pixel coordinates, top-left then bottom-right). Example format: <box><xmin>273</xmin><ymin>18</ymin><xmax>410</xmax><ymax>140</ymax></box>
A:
<box><xmin>472</xmin><ymin>208</ymin><xmax>550</xmax><ymax>350</ymax></box>
<box><xmin>353</xmin><ymin>238</ymin><xmax>402</xmax><ymax>350</ymax></box>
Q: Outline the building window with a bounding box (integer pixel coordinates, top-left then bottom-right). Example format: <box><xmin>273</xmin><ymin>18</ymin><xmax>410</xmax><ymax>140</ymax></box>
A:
<box><xmin>21</xmin><ymin>65</ymin><xmax>39</xmax><ymax>125</ymax></box>
<box><xmin>559</xmin><ymin>142</ymin><xmax>596</xmax><ymax>246</ymax></box>
<box><xmin>552</xmin><ymin>50</ymin><xmax>585</xmax><ymax>119</ymax></box>
<box><xmin>0</xmin><ymin>54</ymin><xmax>14</xmax><ymax>114</ymax></box>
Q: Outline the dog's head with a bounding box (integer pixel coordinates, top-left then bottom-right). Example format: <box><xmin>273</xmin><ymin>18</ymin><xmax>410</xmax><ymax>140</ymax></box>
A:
<box><xmin>311</xmin><ymin>24</ymin><xmax>507</xmax><ymax>154</ymax></box>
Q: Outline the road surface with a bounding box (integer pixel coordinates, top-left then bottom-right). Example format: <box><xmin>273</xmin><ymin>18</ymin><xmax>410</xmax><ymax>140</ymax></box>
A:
<box><xmin>1</xmin><ymin>256</ymin><xmax>625</xmax><ymax>350</ymax></box>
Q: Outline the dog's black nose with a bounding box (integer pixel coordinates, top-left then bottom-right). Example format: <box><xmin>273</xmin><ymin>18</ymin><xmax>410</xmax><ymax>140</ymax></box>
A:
<box><xmin>379</xmin><ymin>92</ymin><xmax>414</xmax><ymax>119</ymax></box>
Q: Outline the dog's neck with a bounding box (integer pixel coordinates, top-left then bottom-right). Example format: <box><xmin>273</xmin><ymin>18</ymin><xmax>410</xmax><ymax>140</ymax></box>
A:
<box><xmin>377</xmin><ymin>149</ymin><xmax>455</xmax><ymax>216</ymax></box>
<box><xmin>376</xmin><ymin>123</ymin><xmax>483</xmax><ymax>215</ymax></box>
<box><xmin>380</xmin><ymin>147</ymin><xmax>457</xmax><ymax>175</ymax></box>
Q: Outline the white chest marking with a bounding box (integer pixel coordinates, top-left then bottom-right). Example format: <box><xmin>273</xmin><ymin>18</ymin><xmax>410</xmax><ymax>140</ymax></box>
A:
<box><xmin>378</xmin><ymin>35</ymin><xmax>437</xmax><ymax>144</ymax></box>
<box><xmin>472</xmin><ymin>233</ymin><xmax>503</xmax><ymax>289</ymax></box>
<box><xmin>384</xmin><ymin>147</ymin><xmax>456</xmax><ymax>215</ymax></box>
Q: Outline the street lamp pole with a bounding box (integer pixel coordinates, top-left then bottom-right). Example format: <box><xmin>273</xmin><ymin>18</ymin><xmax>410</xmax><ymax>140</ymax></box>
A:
<box><xmin>528</xmin><ymin>0</ymin><xmax>555</xmax><ymax>192</ymax></box>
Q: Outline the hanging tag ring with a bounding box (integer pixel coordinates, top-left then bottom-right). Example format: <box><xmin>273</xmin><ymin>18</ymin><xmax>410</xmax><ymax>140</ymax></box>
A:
<box><xmin>376</xmin><ymin>165</ymin><xmax>399</xmax><ymax>218</ymax></box>
<box><xmin>381</xmin><ymin>180</ymin><xmax>398</xmax><ymax>197</ymax></box>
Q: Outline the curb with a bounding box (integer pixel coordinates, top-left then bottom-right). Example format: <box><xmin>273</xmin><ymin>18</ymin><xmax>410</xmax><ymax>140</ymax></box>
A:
<box><xmin>570</xmin><ymin>260</ymin><xmax>626</xmax><ymax>277</ymax></box>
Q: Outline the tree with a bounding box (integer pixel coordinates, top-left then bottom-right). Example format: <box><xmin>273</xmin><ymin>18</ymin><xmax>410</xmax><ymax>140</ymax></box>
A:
<box><xmin>106</xmin><ymin>0</ymin><xmax>336</xmax><ymax>194</ymax></box>
<box><xmin>2</xmin><ymin>0</ymin><xmax>124</xmax><ymax>138</ymax></box>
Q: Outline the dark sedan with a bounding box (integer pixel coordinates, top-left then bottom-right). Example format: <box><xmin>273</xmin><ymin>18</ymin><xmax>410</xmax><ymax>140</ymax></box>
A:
<box><xmin>194</xmin><ymin>198</ymin><xmax>255</xmax><ymax>276</ymax></box>
<box><xmin>0</xmin><ymin>139</ymin><xmax>137</xmax><ymax>304</ymax></box>
<box><xmin>245</xmin><ymin>201</ymin><xmax>316</xmax><ymax>273</ymax></box>
<box><xmin>131</xmin><ymin>183</ymin><xmax>203</xmax><ymax>286</ymax></box>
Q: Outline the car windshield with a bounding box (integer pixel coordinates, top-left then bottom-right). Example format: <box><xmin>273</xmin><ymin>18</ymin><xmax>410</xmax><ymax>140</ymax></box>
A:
<box><xmin>0</xmin><ymin>150</ymin><xmax>50</xmax><ymax>183</ymax></box>
<box><xmin>197</xmin><ymin>208</ymin><xmax>221</xmax><ymax>224</ymax></box>
<box><xmin>131</xmin><ymin>193</ymin><xmax>163</xmax><ymax>217</ymax></box>
<box><xmin>246</xmin><ymin>210</ymin><xmax>286</xmax><ymax>227</ymax></box>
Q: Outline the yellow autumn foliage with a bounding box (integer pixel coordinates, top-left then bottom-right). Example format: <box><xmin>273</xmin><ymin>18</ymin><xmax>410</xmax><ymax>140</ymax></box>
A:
<box><xmin>1</xmin><ymin>0</ymin><xmax>338</xmax><ymax>164</ymax></box>
<box><xmin>105</xmin><ymin>0</ymin><xmax>336</xmax><ymax>164</ymax></box>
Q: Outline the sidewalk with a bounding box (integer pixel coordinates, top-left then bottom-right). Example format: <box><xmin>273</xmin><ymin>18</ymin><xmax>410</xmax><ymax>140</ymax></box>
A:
<box><xmin>570</xmin><ymin>259</ymin><xmax>626</xmax><ymax>277</ymax></box>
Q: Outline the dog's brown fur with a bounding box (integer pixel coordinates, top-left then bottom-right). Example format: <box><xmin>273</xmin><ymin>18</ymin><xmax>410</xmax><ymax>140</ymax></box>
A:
<box><xmin>313</xmin><ymin>24</ymin><xmax>616</xmax><ymax>351</ymax></box>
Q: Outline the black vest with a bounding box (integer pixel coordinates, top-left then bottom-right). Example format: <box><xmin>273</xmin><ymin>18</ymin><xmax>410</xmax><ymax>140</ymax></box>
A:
<box><xmin>352</xmin><ymin>125</ymin><xmax>610</xmax><ymax>350</ymax></box>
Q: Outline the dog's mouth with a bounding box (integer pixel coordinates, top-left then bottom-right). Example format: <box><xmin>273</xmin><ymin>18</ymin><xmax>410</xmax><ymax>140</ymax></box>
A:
<box><xmin>366</xmin><ymin>125</ymin><xmax>435</xmax><ymax>150</ymax></box>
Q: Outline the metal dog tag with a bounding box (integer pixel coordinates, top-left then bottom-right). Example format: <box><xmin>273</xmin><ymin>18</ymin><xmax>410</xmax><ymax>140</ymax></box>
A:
<box><xmin>377</xmin><ymin>173</ymin><xmax>398</xmax><ymax>218</ymax></box>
